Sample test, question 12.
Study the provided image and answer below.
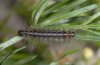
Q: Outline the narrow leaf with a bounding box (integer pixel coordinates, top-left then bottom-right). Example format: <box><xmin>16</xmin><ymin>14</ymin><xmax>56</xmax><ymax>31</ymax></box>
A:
<box><xmin>13</xmin><ymin>55</ymin><xmax>37</xmax><ymax>65</ymax></box>
<box><xmin>32</xmin><ymin>0</ymin><xmax>46</xmax><ymax>20</ymax></box>
<box><xmin>84</xmin><ymin>29</ymin><xmax>100</xmax><ymax>36</ymax></box>
<box><xmin>33</xmin><ymin>0</ymin><xmax>53</xmax><ymax>25</ymax></box>
<box><xmin>1</xmin><ymin>46</ymin><xmax>25</xmax><ymax>65</ymax></box>
<box><xmin>76</xmin><ymin>34</ymin><xmax>100</xmax><ymax>41</ymax></box>
<box><xmin>5</xmin><ymin>46</ymin><xmax>26</xmax><ymax>61</ymax></box>
<box><xmin>88</xmin><ymin>24</ymin><xmax>100</xmax><ymax>30</ymax></box>
<box><xmin>39</xmin><ymin>4</ymin><xmax>97</xmax><ymax>27</ymax></box>
<box><xmin>82</xmin><ymin>12</ymin><xmax>100</xmax><ymax>25</ymax></box>
<box><xmin>0</xmin><ymin>36</ymin><xmax>24</xmax><ymax>51</ymax></box>
<box><xmin>50</xmin><ymin>0</ymin><xmax>87</xmax><ymax>16</ymax></box>
<box><xmin>43</xmin><ymin>0</ymin><xmax>69</xmax><ymax>16</ymax></box>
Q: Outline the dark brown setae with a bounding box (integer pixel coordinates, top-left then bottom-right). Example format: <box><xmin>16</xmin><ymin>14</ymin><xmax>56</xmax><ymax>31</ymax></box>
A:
<box><xmin>18</xmin><ymin>29</ymin><xmax>75</xmax><ymax>39</ymax></box>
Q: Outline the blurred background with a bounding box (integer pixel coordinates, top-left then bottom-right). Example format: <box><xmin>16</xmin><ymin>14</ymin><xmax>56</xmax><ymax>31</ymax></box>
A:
<box><xmin>0</xmin><ymin>0</ymin><xmax>100</xmax><ymax>65</ymax></box>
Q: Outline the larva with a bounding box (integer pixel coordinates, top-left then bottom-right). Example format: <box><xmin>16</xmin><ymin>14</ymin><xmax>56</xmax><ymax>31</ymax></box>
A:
<box><xmin>18</xmin><ymin>29</ymin><xmax>75</xmax><ymax>39</ymax></box>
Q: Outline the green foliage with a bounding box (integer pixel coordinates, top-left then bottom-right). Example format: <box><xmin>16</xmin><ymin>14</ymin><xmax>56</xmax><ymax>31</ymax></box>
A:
<box><xmin>1</xmin><ymin>46</ymin><xmax>25</xmax><ymax>65</ymax></box>
<box><xmin>0</xmin><ymin>0</ymin><xmax>100</xmax><ymax>65</ymax></box>
<box><xmin>37</xmin><ymin>4</ymin><xmax>97</xmax><ymax>27</ymax></box>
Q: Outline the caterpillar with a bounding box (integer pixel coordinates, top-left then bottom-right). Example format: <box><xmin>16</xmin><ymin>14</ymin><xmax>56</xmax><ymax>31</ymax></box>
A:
<box><xmin>18</xmin><ymin>29</ymin><xmax>75</xmax><ymax>39</ymax></box>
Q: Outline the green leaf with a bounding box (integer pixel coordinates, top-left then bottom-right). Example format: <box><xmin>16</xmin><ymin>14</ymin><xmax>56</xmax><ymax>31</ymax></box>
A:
<box><xmin>32</xmin><ymin>0</ymin><xmax>53</xmax><ymax>25</ymax></box>
<box><xmin>76</xmin><ymin>34</ymin><xmax>100</xmax><ymax>41</ymax></box>
<box><xmin>1</xmin><ymin>46</ymin><xmax>25</xmax><ymax>65</ymax></box>
<box><xmin>13</xmin><ymin>55</ymin><xmax>37</xmax><ymax>65</ymax></box>
<box><xmin>53</xmin><ymin>0</ymin><xmax>87</xmax><ymax>15</ymax></box>
<box><xmin>0</xmin><ymin>36</ymin><xmax>24</xmax><ymax>51</ymax></box>
<box><xmin>88</xmin><ymin>24</ymin><xmax>100</xmax><ymax>30</ymax></box>
<box><xmin>5</xmin><ymin>46</ymin><xmax>25</xmax><ymax>61</ymax></box>
<box><xmin>82</xmin><ymin>12</ymin><xmax>100</xmax><ymax>25</ymax></box>
<box><xmin>32</xmin><ymin>0</ymin><xmax>46</xmax><ymax>20</ymax></box>
<box><xmin>84</xmin><ymin>29</ymin><xmax>100</xmax><ymax>36</ymax></box>
<box><xmin>43</xmin><ymin>0</ymin><xmax>69</xmax><ymax>16</ymax></box>
<box><xmin>38</xmin><ymin>4</ymin><xmax>97</xmax><ymax>27</ymax></box>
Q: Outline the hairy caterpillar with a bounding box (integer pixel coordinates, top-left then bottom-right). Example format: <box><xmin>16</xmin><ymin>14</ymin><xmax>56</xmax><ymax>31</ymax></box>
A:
<box><xmin>18</xmin><ymin>29</ymin><xmax>75</xmax><ymax>39</ymax></box>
